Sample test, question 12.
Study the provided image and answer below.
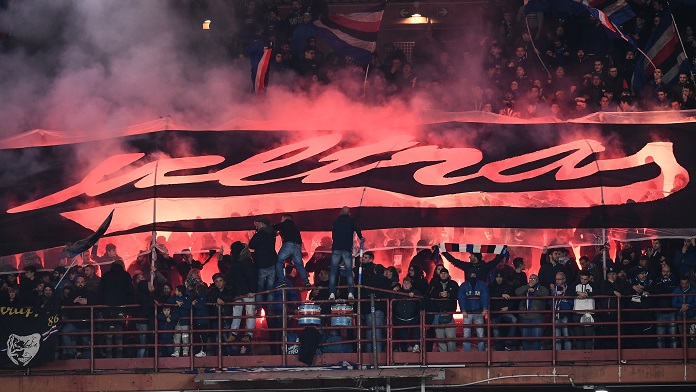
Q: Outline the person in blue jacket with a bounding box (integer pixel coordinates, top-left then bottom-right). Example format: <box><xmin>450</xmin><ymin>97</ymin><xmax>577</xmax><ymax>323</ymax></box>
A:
<box><xmin>673</xmin><ymin>275</ymin><xmax>696</xmax><ymax>347</ymax></box>
<box><xmin>167</xmin><ymin>285</ymin><xmax>192</xmax><ymax>357</ymax></box>
<box><xmin>458</xmin><ymin>270</ymin><xmax>489</xmax><ymax>351</ymax></box>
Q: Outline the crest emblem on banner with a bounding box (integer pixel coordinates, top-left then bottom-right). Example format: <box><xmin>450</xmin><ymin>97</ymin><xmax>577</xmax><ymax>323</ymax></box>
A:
<box><xmin>7</xmin><ymin>333</ymin><xmax>41</xmax><ymax>366</ymax></box>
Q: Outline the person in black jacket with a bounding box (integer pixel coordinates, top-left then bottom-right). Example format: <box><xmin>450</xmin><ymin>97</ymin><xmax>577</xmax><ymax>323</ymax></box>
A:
<box><xmin>650</xmin><ymin>264</ymin><xmax>678</xmax><ymax>348</ymax></box>
<box><xmin>34</xmin><ymin>284</ymin><xmax>60</xmax><ymax>316</ymax></box>
<box><xmin>274</xmin><ymin>214</ymin><xmax>311</xmax><ymax>288</ymax></box>
<box><xmin>207</xmin><ymin>273</ymin><xmax>235</xmax><ymax>354</ymax></box>
<box><xmin>98</xmin><ymin>260</ymin><xmax>133</xmax><ymax>358</ymax></box>
<box><xmin>226</xmin><ymin>242</ymin><xmax>258</xmax><ymax>343</ymax></box>
<box><xmin>393</xmin><ymin>277</ymin><xmax>423</xmax><ymax>352</ymax></box>
<box><xmin>441</xmin><ymin>246</ymin><xmax>508</xmax><ymax>284</ymax></box>
<box><xmin>427</xmin><ymin>268</ymin><xmax>459</xmax><ymax>352</ymax></box>
<box><xmin>329</xmin><ymin>206</ymin><xmax>365</xmax><ymax>300</ymax></box>
<box><xmin>249</xmin><ymin>217</ymin><xmax>278</xmax><ymax>311</ymax></box>
<box><xmin>61</xmin><ymin>276</ymin><xmax>96</xmax><ymax>359</ymax></box>
<box><xmin>362</xmin><ymin>263</ymin><xmax>391</xmax><ymax>353</ymax></box>
<box><xmin>538</xmin><ymin>247</ymin><xmax>570</xmax><ymax>290</ymax></box>
<box><xmin>19</xmin><ymin>265</ymin><xmax>39</xmax><ymax>307</ymax></box>
<box><xmin>134</xmin><ymin>276</ymin><xmax>155</xmax><ymax>358</ymax></box>
<box><xmin>488</xmin><ymin>271</ymin><xmax>518</xmax><ymax>351</ymax></box>
<box><xmin>595</xmin><ymin>267</ymin><xmax>627</xmax><ymax>349</ymax></box>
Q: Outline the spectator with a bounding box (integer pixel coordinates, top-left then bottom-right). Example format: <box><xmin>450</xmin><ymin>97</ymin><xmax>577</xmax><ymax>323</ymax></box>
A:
<box><xmin>442</xmin><ymin>247</ymin><xmax>507</xmax><ymax>283</ymax></box>
<box><xmin>98</xmin><ymin>260</ymin><xmax>133</xmax><ymax>358</ymax></box>
<box><xmin>406</xmin><ymin>264</ymin><xmax>429</xmax><ymax>295</ymax></box>
<box><xmin>207</xmin><ymin>273</ymin><xmax>235</xmax><ymax>354</ymax></box>
<box><xmin>249</xmin><ymin>217</ymin><xmax>278</xmax><ymax>311</ymax></box>
<box><xmin>134</xmin><ymin>275</ymin><xmax>155</xmax><ymax>358</ymax></box>
<box><xmin>570</xmin><ymin>271</ymin><xmax>596</xmax><ymax>350</ymax></box>
<box><xmin>626</xmin><ymin>268</ymin><xmax>654</xmax><ymax>348</ymax></box>
<box><xmin>157</xmin><ymin>306</ymin><xmax>178</xmax><ymax>357</ymax></box>
<box><xmin>393</xmin><ymin>277</ymin><xmax>422</xmax><ymax>353</ymax></box>
<box><xmin>362</xmin><ymin>263</ymin><xmax>391</xmax><ymax>353</ymax></box>
<box><xmin>550</xmin><ymin>271</ymin><xmax>573</xmax><ymax>351</ymax></box>
<box><xmin>516</xmin><ymin>274</ymin><xmax>548</xmax><ymax>351</ymax></box>
<box><xmin>458</xmin><ymin>270</ymin><xmax>489</xmax><ymax>352</ymax></box>
<box><xmin>19</xmin><ymin>264</ymin><xmax>39</xmax><ymax>307</ymax></box>
<box><xmin>673</xmin><ymin>275</ymin><xmax>696</xmax><ymax>348</ymax></box>
<box><xmin>674</xmin><ymin>238</ymin><xmax>696</xmax><ymax>277</ymax></box>
<box><xmin>329</xmin><ymin>206</ymin><xmax>365</xmax><ymax>300</ymax></box>
<box><xmin>539</xmin><ymin>247</ymin><xmax>570</xmax><ymax>290</ymax></box>
<box><xmin>61</xmin><ymin>276</ymin><xmax>98</xmax><ymax>359</ymax></box>
<box><xmin>488</xmin><ymin>271</ymin><xmax>518</xmax><ymax>351</ymax></box>
<box><xmin>273</xmin><ymin>214</ymin><xmax>310</xmax><ymax>288</ymax></box>
<box><xmin>227</xmin><ymin>242</ymin><xmax>257</xmax><ymax>343</ymax></box>
<box><xmin>651</xmin><ymin>264</ymin><xmax>679</xmax><ymax>348</ymax></box>
<box><xmin>167</xmin><ymin>285</ymin><xmax>192</xmax><ymax>357</ymax></box>
<box><xmin>427</xmin><ymin>268</ymin><xmax>459</xmax><ymax>352</ymax></box>
<box><xmin>191</xmin><ymin>283</ymin><xmax>211</xmax><ymax>357</ymax></box>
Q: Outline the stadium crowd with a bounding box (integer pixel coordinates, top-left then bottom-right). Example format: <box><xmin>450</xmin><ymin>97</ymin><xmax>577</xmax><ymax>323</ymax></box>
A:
<box><xmin>237</xmin><ymin>0</ymin><xmax>696</xmax><ymax>115</ymax></box>
<box><xmin>0</xmin><ymin>208</ymin><xmax>695</xmax><ymax>359</ymax></box>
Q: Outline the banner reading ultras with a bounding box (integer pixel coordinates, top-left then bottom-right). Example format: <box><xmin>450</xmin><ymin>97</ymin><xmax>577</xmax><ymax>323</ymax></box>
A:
<box><xmin>0</xmin><ymin>123</ymin><xmax>694</xmax><ymax>255</ymax></box>
<box><xmin>0</xmin><ymin>307</ymin><xmax>59</xmax><ymax>368</ymax></box>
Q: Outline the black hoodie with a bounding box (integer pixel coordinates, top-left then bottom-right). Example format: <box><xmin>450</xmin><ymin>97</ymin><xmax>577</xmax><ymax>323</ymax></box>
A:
<box><xmin>249</xmin><ymin>225</ymin><xmax>278</xmax><ymax>269</ymax></box>
<box><xmin>99</xmin><ymin>262</ymin><xmax>134</xmax><ymax>307</ymax></box>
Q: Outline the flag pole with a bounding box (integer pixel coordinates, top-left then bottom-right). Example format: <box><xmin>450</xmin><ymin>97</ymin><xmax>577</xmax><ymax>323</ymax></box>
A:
<box><xmin>525</xmin><ymin>15</ymin><xmax>551</xmax><ymax>79</ymax></box>
<box><xmin>363</xmin><ymin>63</ymin><xmax>371</xmax><ymax>96</ymax></box>
<box><xmin>151</xmin><ymin>160</ymin><xmax>160</xmax><ymax>284</ymax></box>
<box><xmin>666</xmin><ymin>1</ymin><xmax>694</xmax><ymax>80</ymax></box>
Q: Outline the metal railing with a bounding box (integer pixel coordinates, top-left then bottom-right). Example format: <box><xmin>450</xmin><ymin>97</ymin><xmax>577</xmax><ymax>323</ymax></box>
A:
<box><xmin>53</xmin><ymin>287</ymin><xmax>696</xmax><ymax>373</ymax></box>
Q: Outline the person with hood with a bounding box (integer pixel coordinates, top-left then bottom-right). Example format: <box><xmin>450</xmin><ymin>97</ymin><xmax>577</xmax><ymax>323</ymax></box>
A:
<box><xmin>99</xmin><ymin>260</ymin><xmax>133</xmax><ymax>358</ymax></box>
<box><xmin>273</xmin><ymin>214</ymin><xmax>311</xmax><ymax>288</ymax></box>
<box><xmin>427</xmin><ymin>268</ymin><xmax>459</xmax><ymax>352</ymax></box>
<box><xmin>167</xmin><ymin>285</ymin><xmax>192</xmax><ymax>357</ymax></box>
<box><xmin>488</xmin><ymin>271</ymin><xmax>518</xmax><ymax>351</ymax></box>
<box><xmin>226</xmin><ymin>241</ymin><xmax>258</xmax><ymax>343</ymax></box>
<box><xmin>249</xmin><ymin>217</ymin><xmax>278</xmax><ymax>310</ymax></box>
<box><xmin>329</xmin><ymin>206</ymin><xmax>365</xmax><ymax>300</ymax></box>
<box><xmin>458</xmin><ymin>270</ymin><xmax>489</xmax><ymax>351</ymax></box>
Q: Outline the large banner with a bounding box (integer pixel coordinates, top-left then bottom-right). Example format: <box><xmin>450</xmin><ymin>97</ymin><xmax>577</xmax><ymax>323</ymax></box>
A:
<box><xmin>0</xmin><ymin>122</ymin><xmax>694</xmax><ymax>256</ymax></box>
<box><xmin>0</xmin><ymin>307</ymin><xmax>59</xmax><ymax>368</ymax></box>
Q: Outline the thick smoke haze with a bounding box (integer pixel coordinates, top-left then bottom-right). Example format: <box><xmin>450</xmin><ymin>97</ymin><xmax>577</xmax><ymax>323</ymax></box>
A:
<box><xmin>0</xmin><ymin>0</ymin><xmax>433</xmax><ymax>141</ymax></box>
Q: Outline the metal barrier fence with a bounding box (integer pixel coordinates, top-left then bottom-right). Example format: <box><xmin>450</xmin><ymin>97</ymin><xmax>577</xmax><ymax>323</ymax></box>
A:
<box><xmin>55</xmin><ymin>286</ymin><xmax>696</xmax><ymax>372</ymax></box>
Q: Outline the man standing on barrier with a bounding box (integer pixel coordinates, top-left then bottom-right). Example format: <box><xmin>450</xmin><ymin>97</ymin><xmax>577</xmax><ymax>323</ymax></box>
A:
<box><xmin>274</xmin><ymin>214</ymin><xmax>311</xmax><ymax>288</ymax></box>
<box><xmin>329</xmin><ymin>206</ymin><xmax>365</xmax><ymax>300</ymax></box>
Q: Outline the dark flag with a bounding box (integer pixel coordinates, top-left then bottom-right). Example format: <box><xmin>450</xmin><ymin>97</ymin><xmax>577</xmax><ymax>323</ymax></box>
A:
<box><xmin>0</xmin><ymin>308</ymin><xmax>59</xmax><ymax>368</ymax></box>
<box><xmin>61</xmin><ymin>209</ymin><xmax>114</xmax><ymax>258</ymax></box>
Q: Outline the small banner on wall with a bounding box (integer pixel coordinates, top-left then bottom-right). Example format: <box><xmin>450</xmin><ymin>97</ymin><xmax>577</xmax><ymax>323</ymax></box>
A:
<box><xmin>0</xmin><ymin>307</ymin><xmax>59</xmax><ymax>368</ymax></box>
